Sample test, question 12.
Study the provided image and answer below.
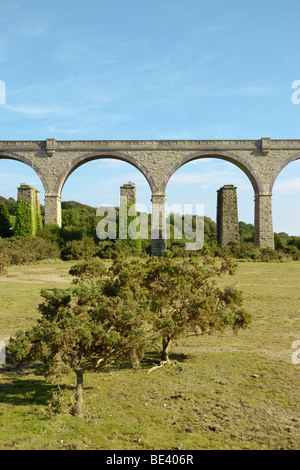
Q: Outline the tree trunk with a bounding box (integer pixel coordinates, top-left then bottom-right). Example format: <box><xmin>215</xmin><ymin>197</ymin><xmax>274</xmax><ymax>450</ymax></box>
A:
<box><xmin>74</xmin><ymin>369</ymin><xmax>84</xmax><ymax>418</ymax></box>
<box><xmin>161</xmin><ymin>337</ymin><xmax>171</xmax><ymax>362</ymax></box>
<box><xmin>130</xmin><ymin>349</ymin><xmax>140</xmax><ymax>369</ymax></box>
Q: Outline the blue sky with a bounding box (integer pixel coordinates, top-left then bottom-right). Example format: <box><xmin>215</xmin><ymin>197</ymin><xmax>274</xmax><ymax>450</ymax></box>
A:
<box><xmin>0</xmin><ymin>0</ymin><xmax>299</xmax><ymax>234</ymax></box>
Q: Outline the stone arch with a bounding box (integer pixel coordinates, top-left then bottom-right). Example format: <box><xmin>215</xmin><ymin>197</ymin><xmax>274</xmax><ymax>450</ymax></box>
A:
<box><xmin>55</xmin><ymin>151</ymin><xmax>155</xmax><ymax>196</ymax></box>
<box><xmin>0</xmin><ymin>151</ymin><xmax>48</xmax><ymax>192</ymax></box>
<box><xmin>163</xmin><ymin>150</ymin><xmax>263</xmax><ymax>195</ymax></box>
<box><xmin>269</xmin><ymin>152</ymin><xmax>300</xmax><ymax>193</ymax></box>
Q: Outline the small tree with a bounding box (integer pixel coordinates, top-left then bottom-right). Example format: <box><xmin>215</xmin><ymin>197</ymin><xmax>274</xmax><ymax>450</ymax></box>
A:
<box><xmin>97</xmin><ymin>254</ymin><xmax>251</xmax><ymax>362</ymax></box>
<box><xmin>0</xmin><ymin>201</ymin><xmax>11</xmax><ymax>237</ymax></box>
<box><xmin>62</xmin><ymin>209</ymin><xmax>81</xmax><ymax>227</ymax></box>
<box><xmin>141</xmin><ymin>254</ymin><xmax>251</xmax><ymax>361</ymax></box>
<box><xmin>8</xmin><ymin>285</ymin><xmax>149</xmax><ymax>417</ymax></box>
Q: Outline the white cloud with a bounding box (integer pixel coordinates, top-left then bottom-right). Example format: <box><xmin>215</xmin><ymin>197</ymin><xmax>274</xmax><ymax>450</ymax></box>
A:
<box><xmin>12</xmin><ymin>21</ymin><xmax>47</xmax><ymax>37</ymax></box>
<box><xmin>169</xmin><ymin>171</ymin><xmax>252</xmax><ymax>190</ymax></box>
<box><xmin>193</xmin><ymin>84</ymin><xmax>276</xmax><ymax>99</ymax></box>
<box><xmin>0</xmin><ymin>39</ymin><xmax>8</xmax><ymax>64</ymax></box>
<box><xmin>43</xmin><ymin>126</ymin><xmax>81</xmax><ymax>135</ymax></box>
<box><xmin>227</xmin><ymin>86</ymin><xmax>275</xmax><ymax>97</ymax></box>
<box><xmin>273</xmin><ymin>177</ymin><xmax>300</xmax><ymax>194</ymax></box>
<box><xmin>5</xmin><ymin>104</ymin><xmax>61</xmax><ymax>116</ymax></box>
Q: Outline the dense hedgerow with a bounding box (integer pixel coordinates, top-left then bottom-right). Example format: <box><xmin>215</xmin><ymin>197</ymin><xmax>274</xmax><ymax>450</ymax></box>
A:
<box><xmin>0</xmin><ymin>201</ymin><xmax>11</xmax><ymax>238</ymax></box>
<box><xmin>0</xmin><ymin>237</ymin><xmax>60</xmax><ymax>268</ymax></box>
<box><xmin>2</xmin><ymin>195</ymin><xmax>300</xmax><ymax>264</ymax></box>
<box><xmin>60</xmin><ymin>237</ymin><xmax>99</xmax><ymax>261</ymax></box>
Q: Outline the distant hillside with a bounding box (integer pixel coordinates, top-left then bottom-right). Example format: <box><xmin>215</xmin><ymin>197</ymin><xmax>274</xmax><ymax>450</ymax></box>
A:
<box><xmin>1</xmin><ymin>196</ymin><xmax>17</xmax><ymax>216</ymax></box>
<box><xmin>61</xmin><ymin>200</ymin><xmax>96</xmax><ymax>213</ymax></box>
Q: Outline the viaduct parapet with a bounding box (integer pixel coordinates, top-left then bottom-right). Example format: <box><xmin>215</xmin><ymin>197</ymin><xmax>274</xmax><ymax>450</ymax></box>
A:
<box><xmin>1</xmin><ymin>138</ymin><xmax>299</xmax><ymax>255</ymax></box>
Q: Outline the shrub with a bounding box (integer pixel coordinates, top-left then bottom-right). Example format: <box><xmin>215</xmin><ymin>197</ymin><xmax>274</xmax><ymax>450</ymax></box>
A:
<box><xmin>69</xmin><ymin>258</ymin><xmax>108</xmax><ymax>285</ymax></box>
<box><xmin>59</xmin><ymin>226</ymin><xmax>84</xmax><ymax>243</ymax></box>
<box><xmin>253</xmin><ymin>247</ymin><xmax>279</xmax><ymax>262</ymax></box>
<box><xmin>138</xmin><ymin>255</ymin><xmax>251</xmax><ymax>361</ymax></box>
<box><xmin>0</xmin><ymin>262</ymin><xmax>7</xmax><ymax>276</ymax></box>
<box><xmin>3</xmin><ymin>197</ymin><xmax>17</xmax><ymax>216</ymax></box>
<box><xmin>96</xmin><ymin>239</ymin><xmax>143</xmax><ymax>259</ymax></box>
<box><xmin>0</xmin><ymin>201</ymin><xmax>11</xmax><ymax>238</ymax></box>
<box><xmin>287</xmin><ymin>236</ymin><xmax>300</xmax><ymax>251</ymax></box>
<box><xmin>61</xmin><ymin>237</ymin><xmax>98</xmax><ymax>260</ymax></box>
<box><xmin>39</xmin><ymin>224</ymin><xmax>61</xmax><ymax>245</ymax></box>
<box><xmin>0</xmin><ymin>237</ymin><xmax>60</xmax><ymax>266</ymax></box>
<box><xmin>161</xmin><ymin>249</ymin><xmax>174</xmax><ymax>258</ymax></box>
<box><xmin>8</xmin><ymin>285</ymin><xmax>149</xmax><ymax>417</ymax></box>
<box><xmin>61</xmin><ymin>209</ymin><xmax>81</xmax><ymax>227</ymax></box>
<box><xmin>284</xmin><ymin>245</ymin><xmax>300</xmax><ymax>261</ymax></box>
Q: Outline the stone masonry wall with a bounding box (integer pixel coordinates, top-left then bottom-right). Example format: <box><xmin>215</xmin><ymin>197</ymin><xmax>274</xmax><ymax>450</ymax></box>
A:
<box><xmin>120</xmin><ymin>182</ymin><xmax>136</xmax><ymax>204</ymax></box>
<box><xmin>17</xmin><ymin>184</ymin><xmax>35</xmax><ymax>207</ymax></box>
<box><xmin>1</xmin><ymin>139</ymin><xmax>299</xmax><ymax>253</ymax></box>
<box><xmin>17</xmin><ymin>183</ymin><xmax>41</xmax><ymax>236</ymax></box>
<box><xmin>217</xmin><ymin>185</ymin><xmax>240</xmax><ymax>247</ymax></box>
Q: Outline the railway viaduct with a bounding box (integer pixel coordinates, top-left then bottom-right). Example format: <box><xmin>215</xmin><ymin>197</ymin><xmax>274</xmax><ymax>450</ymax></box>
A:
<box><xmin>0</xmin><ymin>138</ymin><xmax>299</xmax><ymax>255</ymax></box>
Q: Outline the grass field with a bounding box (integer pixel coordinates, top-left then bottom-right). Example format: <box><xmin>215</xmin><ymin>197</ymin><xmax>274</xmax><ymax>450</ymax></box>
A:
<box><xmin>0</xmin><ymin>259</ymin><xmax>299</xmax><ymax>450</ymax></box>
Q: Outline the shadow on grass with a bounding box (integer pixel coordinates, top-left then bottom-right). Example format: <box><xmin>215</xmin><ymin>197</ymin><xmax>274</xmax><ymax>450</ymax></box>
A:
<box><xmin>109</xmin><ymin>350</ymin><xmax>191</xmax><ymax>373</ymax></box>
<box><xmin>0</xmin><ymin>369</ymin><xmax>73</xmax><ymax>407</ymax></box>
<box><xmin>142</xmin><ymin>351</ymin><xmax>190</xmax><ymax>367</ymax></box>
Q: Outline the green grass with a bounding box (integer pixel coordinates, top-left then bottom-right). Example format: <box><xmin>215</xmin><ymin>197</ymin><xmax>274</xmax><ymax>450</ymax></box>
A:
<box><xmin>0</xmin><ymin>260</ymin><xmax>300</xmax><ymax>450</ymax></box>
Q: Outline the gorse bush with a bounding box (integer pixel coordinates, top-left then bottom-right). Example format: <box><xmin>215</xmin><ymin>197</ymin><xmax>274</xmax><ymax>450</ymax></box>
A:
<box><xmin>59</xmin><ymin>226</ymin><xmax>84</xmax><ymax>243</ymax></box>
<box><xmin>0</xmin><ymin>237</ymin><xmax>60</xmax><ymax>267</ymax></box>
<box><xmin>69</xmin><ymin>258</ymin><xmax>108</xmax><ymax>285</ymax></box>
<box><xmin>96</xmin><ymin>239</ymin><xmax>145</xmax><ymax>260</ymax></box>
<box><xmin>0</xmin><ymin>201</ymin><xmax>11</xmax><ymax>238</ymax></box>
<box><xmin>69</xmin><ymin>254</ymin><xmax>251</xmax><ymax>365</ymax></box>
<box><xmin>38</xmin><ymin>224</ymin><xmax>61</xmax><ymax>244</ymax></box>
<box><xmin>60</xmin><ymin>237</ymin><xmax>98</xmax><ymax>261</ymax></box>
<box><xmin>8</xmin><ymin>281</ymin><xmax>151</xmax><ymax>417</ymax></box>
<box><xmin>203</xmin><ymin>241</ymin><xmax>300</xmax><ymax>262</ymax></box>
